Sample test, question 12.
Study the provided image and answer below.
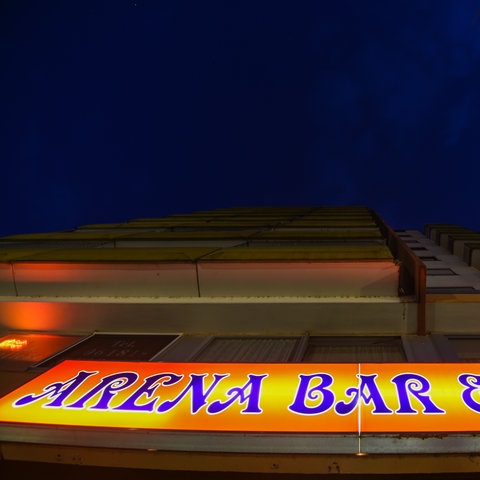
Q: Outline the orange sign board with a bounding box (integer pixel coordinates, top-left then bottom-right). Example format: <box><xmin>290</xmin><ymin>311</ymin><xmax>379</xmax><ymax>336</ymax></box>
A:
<box><xmin>1</xmin><ymin>361</ymin><xmax>480</xmax><ymax>433</ymax></box>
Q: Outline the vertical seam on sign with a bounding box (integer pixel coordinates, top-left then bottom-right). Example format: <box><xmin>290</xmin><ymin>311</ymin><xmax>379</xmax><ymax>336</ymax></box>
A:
<box><xmin>357</xmin><ymin>362</ymin><xmax>362</xmax><ymax>437</ymax></box>
<box><xmin>10</xmin><ymin>263</ymin><xmax>19</xmax><ymax>296</ymax></box>
<box><xmin>195</xmin><ymin>262</ymin><xmax>201</xmax><ymax>297</ymax></box>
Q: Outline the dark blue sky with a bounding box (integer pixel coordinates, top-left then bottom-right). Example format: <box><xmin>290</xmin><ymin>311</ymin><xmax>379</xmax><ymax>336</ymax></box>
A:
<box><xmin>2</xmin><ymin>0</ymin><xmax>480</xmax><ymax>236</ymax></box>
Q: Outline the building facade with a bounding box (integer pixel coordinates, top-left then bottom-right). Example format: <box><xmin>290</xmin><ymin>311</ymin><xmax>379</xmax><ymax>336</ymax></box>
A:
<box><xmin>1</xmin><ymin>206</ymin><xmax>480</xmax><ymax>478</ymax></box>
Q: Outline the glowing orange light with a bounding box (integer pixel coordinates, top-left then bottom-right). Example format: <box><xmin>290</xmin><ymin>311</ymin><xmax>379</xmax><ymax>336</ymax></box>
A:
<box><xmin>0</xmin><ymin>338</ymin><xmax>28</xmax><ymax>351</ymax></box>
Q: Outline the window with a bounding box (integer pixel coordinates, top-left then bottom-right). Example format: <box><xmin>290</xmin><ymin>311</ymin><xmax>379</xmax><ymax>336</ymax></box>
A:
<box><xmin>36</xmin><ymin>333</ymin><xmax>178</xmax><ymax>368</ymax></box>
<box><xmin>192</xmin><ymin>336</ymin><xmax>302</xmax><ymax>363</ymax></box>
<box><xmin>448</xmin><ymin>337</ymin><xmax>480</xmax><ymax>362</ymax></box>
<box><xmin>0</xmin><ymin>333</ymin><xmax>84</xmax><ymax>371</ymax></box>
<box><xmin>427</xmin><ymin>268</ymin><xmax>457</xmax><ymax>276</ymax></box>
<box><xmin>427</xmin><ymin>287</ymin><xmax>478</xmax><ymax>294</ymax></box>
<box><xmin>155</xmin><ymin>335</ymin><xmax>410</xmax><ymax>363</ymax></box>
<box><xmin>302</xmin><ymin>336</ymin><xmax>406</xmax><ymax>363</ymax></box>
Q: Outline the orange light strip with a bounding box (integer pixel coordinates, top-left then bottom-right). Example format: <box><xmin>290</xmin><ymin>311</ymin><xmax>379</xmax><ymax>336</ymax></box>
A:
<box><xmin>1</xmin><ymin>361</ymin><xmax>480</xmax><ymax>433</ymax></box>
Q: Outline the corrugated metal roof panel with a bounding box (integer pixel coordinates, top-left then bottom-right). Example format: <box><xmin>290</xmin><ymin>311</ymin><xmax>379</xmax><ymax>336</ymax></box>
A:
<box><xmin>124</xmin><ymin>221</ymin><xmax>279</xmax><ymax>229</ymax></box>
<box><xmin>0</xmin><ymin>240</ymin><xmax>112</xmax><ymax>249</ymax></box>
<box><xmin>1</xmin><ymin>232</ymin><xmax>136</xmax><ymax>241</ymax></box>
<box><xmin>76</xmin><ymin>223</ymin><xmax>126</xmax><ymax>229</ymax></box>
<box><xmin>78</xmin><ymin>221</ymin><xmax>173</xmax><ymax>229</ymax></box>
<box><xmin>120</xmin><ymin>230</ymin><xmax>260</xmax><ymax>240</ymax></box>
<box><xmin>287</xmin><ymin>220</ymin><xmax>377</xmax><ymax>227</ymax></box>
<box><xmin>257</xmin><ymin>229</ymin><xmax>382</xmax><ymax>240</ymax></box>
<box><xmin>1</xmin><ymin>233</ymin><xmax>74</xmax><ymax>241</ymax></box>
<box><xmin>200</xmin><ymin>245</ymin><xmax>393</xmax><ymax>261</ymax></box>
<box><xmin>2</xmin><ymin>247</ymin><xmax>218</xmax><ymax>262</ymax></box>
<box><xmin>0</xmin><ymin>249</ymin><xmax>50</xmax><ymax>262</ymax></box>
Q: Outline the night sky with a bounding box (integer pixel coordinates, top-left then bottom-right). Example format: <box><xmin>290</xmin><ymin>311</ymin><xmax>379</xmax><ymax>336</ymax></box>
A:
<box><xmin>2</xmin><ymin>0</ymin><xmax>480</xmax><ymax>237</ymax></box>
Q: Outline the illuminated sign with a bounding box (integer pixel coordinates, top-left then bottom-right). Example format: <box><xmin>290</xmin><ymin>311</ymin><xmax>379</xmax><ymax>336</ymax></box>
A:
<box><xmin>0</xmin><ymin>338</ymin><xmax>28</xmax><ymax>351</ymax></box>
<box><xmin>1</xmin><ymin>361</ymin><xmax>480</xmax><ymax>433</ymax></box>
<box><xmin>0</xmin><ymin>333</ymin><xmax>83</xmax><ymax>371</ymax></box>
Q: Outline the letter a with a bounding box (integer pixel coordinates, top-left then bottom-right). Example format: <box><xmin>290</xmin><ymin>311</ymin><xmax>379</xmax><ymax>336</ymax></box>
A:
<box><xmin>207</xmin><ymin>374</ymin><xmax>267</xmax><ymax>414</ymax></box>
<box><xmin>14</xmin><ymin>370</ymin><xmax>97</xmax><ymax>408</ymax></box>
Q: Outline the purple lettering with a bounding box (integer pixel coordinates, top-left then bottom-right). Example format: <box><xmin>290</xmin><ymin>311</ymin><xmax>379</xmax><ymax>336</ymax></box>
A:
<box><xmin>13</xmin><ymin>370</ymin><xmax>96</xmax><ymax>408</ymax></box>
<box><xmin>288</xmin><ymin>374</ymin><xmax>335</xmax><ymax>415</ymax></box>
<box><xmin>458</xmin><ymin>374</ymin><xmax>480</xmax><ymax>413</ymax></box>
<box><xmin>114</xmin><ymin>373</ymin><xmax>183</xmax><ymax>412</ymax></box>
<box><xmin>335</xmin><ymin>374</ymin><xmax>393</xmax><ymax>415</ymax></box>
<box><xmin>207</xmin><ymin>374</ymin><xmax>267</xmax><ymax>414</ymax></box>
<box><xmin>66</xmin><ymin>372</ymin><xmax>138</xmax><ymax>410</ymax></box>
<box><xmin>391</xmin><ymin>373</ymin><xmax>445</xmax><ymax>414</ymax></box>
<box><xmin>157</xmin><ymin>373</ymin><xmax>228</xmax><ymax>414</ymax></box>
